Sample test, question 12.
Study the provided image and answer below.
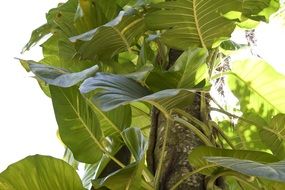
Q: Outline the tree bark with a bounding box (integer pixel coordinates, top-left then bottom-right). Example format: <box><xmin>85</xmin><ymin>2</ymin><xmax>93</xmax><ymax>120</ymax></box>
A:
<box><xmin>147</xmin><ymin>49</ymin><xmax>206</xmax><ymax>190</ymax></box>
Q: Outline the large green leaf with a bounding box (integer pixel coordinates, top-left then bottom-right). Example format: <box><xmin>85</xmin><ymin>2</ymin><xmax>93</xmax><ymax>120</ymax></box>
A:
<box><xmin>70</xmin><ymin>10</ymin><xmax>145</xmax><ymax>59</ymax></box>
<box><xmin>0</xmin><ymin>155</ymin><xmax>84</xmax><ymax>190</ymax></box>
<box><xmin>206</xmin><ymin>157</ymin><xmax>285</xmax><ymax>183</ymax></box>
<box><xmin>189</xmin><ymin>146</ymin><xmax>278</xmax><ymax>175</ymax></box>
<box><xmin>80</xmin><ymin>73</ymin><xmax>201</xmax><ymax>112</ymax></box>
<box><xmin>145</xmin><ymin>0</ymin><xmax>278</xmax><ymax>49</ymax></box>
<box><xmin>50</xmin><ymin>86</ymin><xmax>103</xmax><ymax>163</ymax></box>
<box><xmin>23</xmin><ymin>60</ymin><xmax>98</xmax><ymax>87</ymax></box>
<box><xmin>260</xmin><ymin>114</ymin><xmax>285</xmax><ymax>159</ymax></box>
<box><xmin>121</xmin><ymin>128</ymin><xmax>148</xmax><ymax>161</ymax></box>
<box><xmin>228</xmin><ymin>58</ymin><xmax>285</xmax><ymax>121</ymax></box>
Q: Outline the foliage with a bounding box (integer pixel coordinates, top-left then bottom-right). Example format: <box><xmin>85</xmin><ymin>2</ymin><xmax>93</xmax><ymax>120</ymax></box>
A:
<box><xmin>2</xmin><ymin>0</ymin><xmax>285</xmax><ymax>189</ymax></box>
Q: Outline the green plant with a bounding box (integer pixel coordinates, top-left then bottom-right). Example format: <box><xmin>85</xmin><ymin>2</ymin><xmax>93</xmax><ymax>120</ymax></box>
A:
<box><xmin>1</xmin><ymin>0</ymin><xmax>285</xmax><ymax>189</ymax></box>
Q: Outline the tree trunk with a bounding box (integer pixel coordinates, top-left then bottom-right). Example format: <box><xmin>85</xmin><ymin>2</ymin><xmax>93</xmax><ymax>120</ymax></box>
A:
<box><xmin>147</xmin><ymin>49</ymin><xmax>206</xmax><ymax>190</ymax></box>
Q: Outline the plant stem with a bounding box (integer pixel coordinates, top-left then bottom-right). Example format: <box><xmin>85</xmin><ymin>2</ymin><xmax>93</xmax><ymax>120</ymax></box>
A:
<box><xmin>154</xmin><ymin>113</ymin><xmax>172</xmax><ymax>189</ymax></box>
<box><xmin>170</xmin><ymin>164</ymin><xmax>217</xmax><ymax>190</ymax></box>
<box><xmin>174</xmin><ymin>117</ymin><xmax>213</xmax><ymax>146</ymax></box>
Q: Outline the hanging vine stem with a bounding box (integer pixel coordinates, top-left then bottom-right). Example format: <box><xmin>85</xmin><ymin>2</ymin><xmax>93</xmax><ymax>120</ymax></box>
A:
<box><xmin>153</xmin><ymin>109</ymin><xmax>173</xmax><ymax>189</ymax></box>
<box><xmin>174</xmin><ymin>117</ymin><xmax>213</xmax><ymax>146</ymax></box>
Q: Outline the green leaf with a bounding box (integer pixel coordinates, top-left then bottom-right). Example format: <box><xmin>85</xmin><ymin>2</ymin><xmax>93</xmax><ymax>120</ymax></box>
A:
<box><xmin>146</xmin><ymin>47</ymin><xmax>208</xmax><ymax>91</ymax></box>
<box><xmin>189</xmin><ymin>146</ymin><xmax>279</xmax><ymax>175</ymax></box>
<box><xmin>92</xmin><ymin>162</ymin><xmax>144</xmax><ymax>190</ymax></box>
<box><xmin>75</xmin><ymin>0</ymin><xmax>122</xmax><ymax>33</ymax></box>
<box><xmin>206</xmin><ymin>157</ymin><xmax>285</xmax><ymax>183</ymax></box>
<box><xmin>24</xmin><ymin>60</ymin><xmax>98</xmax><ymax>87</ymax></box>
<box><xmin>50</xmin><ymin>86</ymin><xmax>103</xmax><ymax>163</ymax></box>
<box><xmin>145</xmin><ymin>0</ymin><xmax>278</xmax><ymax>49</ymax></box>
<box><xmin>121</xmin><ymin>128</ymin><xmax>147</xmax><ymax>161</ymax></box>
<box><xmin>145</xmin><ymin>0</ymin><xmax>238</xmax><ymax>49</ymax></box>
<box><xmin>80</xmin><ymin>73</ymin><xmax>200</xmax><ymax>112</ymax></box>
<box><xmin>260</xmin><ymin>114</ymin><xmax>285</xmax><ymax>159</ymax></box>
<box><xmin>228</xmin><ymin>58</ymin><xmax>285</xmax><ymax>121</ymax></box>
<box><xmin>70</xmin><ymin>10</ymin><xmax>145</xmax><ymax>59</ymax></box>
<box><xmin>22</xmin><ymin>23</ymin><xmax>52</xmax><ymax>52</ymax></box>
<box><xmin>82</xmin><ymin>133</ymin><xmax>127</xmax><ymax>189</ymax></box>
<box><xmin>0</xmin><ymin>155</ymin><xmax>84</xmax><ymax>190</ymax></box>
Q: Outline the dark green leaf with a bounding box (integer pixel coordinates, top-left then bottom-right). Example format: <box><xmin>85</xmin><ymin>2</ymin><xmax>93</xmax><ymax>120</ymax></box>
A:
<box><xmin>92</xmin><ymin>162</ymin><xmax>144</xmax><ymax>190</ymax></box>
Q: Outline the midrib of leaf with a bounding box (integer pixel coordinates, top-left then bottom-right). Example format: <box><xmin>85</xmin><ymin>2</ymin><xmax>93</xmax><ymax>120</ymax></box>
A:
<box><xmin>59</xmin><ymin>88</ymin><xmax>105</xmax><ymax>151</ymax></box>
<box><xmin>112</xmin><ymin>27</ymin><xmax>131</xmax><ymax>52</ymax></box>
<box><xmin>230</xmin><ymin>73</ymin><xmax>282</xmax><ymax>113</ymax></box>
<box><xmin>192</xmin><ymin>0</ymin><xmax>206</xmax><ymax>48</ymax></box>
<box><xmin>84</xmin><ymin>97</ymin><xmax>121</xmax><ymax>133</ymax></box>
<box><xmin>263</xmin><ymin>127</ymin><xmax>285</xmax><ymax>141</ymax></box>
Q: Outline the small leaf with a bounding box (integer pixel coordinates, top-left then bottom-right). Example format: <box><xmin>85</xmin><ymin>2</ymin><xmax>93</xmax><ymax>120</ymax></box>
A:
<box><xmin>206</xmin><ymin>157</ymin><xmax>285</xmax><ymax>183</ymax></box>
<box><xmin>0</xmin><ymin>155</ymin><xmax>84</xmax><ymax>190</ymax></box>
<box><xmin>121</xmin><ymin>128</ymin><xmax>148</xmax><ymax>161</ymax></box>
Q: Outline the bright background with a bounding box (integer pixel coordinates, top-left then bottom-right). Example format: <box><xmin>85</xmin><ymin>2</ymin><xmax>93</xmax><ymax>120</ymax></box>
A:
<box><xmin>0</xmin><ymin>1</ymin><xmax>284</xmax><ymax>172</ymax></box>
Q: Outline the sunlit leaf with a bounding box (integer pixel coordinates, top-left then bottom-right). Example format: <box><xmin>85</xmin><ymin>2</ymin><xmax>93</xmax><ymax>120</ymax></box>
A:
<box><xmin>228</xmin><ymin>58</ymin><xmax>285</xmax><ymax>121</ymax></box>
<box><xmin>0</xmin><ymin>155</ymin><xmax>84</xmax><ymax>190</ymax></box>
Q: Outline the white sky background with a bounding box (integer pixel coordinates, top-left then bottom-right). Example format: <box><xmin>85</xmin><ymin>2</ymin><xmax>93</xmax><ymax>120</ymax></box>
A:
<box><xmin>0</xmin><ymin>1</ymin><xmax>285</xmax><ymax>172</ymax></box>
<box><xmin>0</xmin><ymin>0</ymin><xmax>65</xmax><ymax>172</ymax></box>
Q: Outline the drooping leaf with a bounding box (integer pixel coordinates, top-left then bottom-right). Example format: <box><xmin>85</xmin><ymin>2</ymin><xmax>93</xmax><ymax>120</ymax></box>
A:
<box><xmin>260</xmin><ymin>114</ymin><xmax>285</xmax><ymax>159</ymax></box>
<box><xmin>0</xmin><ymin>155</ymin><xmax>84</xmax><ymax>190</ymax></box>
<box><xmin>189</xmin><ymin>146</ymin><xmax>278</xmax><ymax>175</ymax></box>
<box><xmin>92</xmin><ymin>162</ymin><xmax>144</xmax><ymax>190</ymax></box>
<box><xmin>80</xmin><ymin>72</ymin><xmax>201</xmax><ymax>112</ymax></box>
<box><xmin>206</xmin><ymin>157</ymin><xmax>285</xmax><ymax>183</ymax></box>
<box><xmin>228</xmin><ymin>58</ymin><xmax>285</xmax><ymax>121</ymax></box>
<box><xmin>121</xmin><ymin>128</ymin><xmax>148</xmax><ymax>161</ymax></box>
<box><xmin>70</xmin><ymin>10</ymin><xmax>146</xmax><ymax>59</ymax></box>
<box><xmin>23</xmin><ymin>60</ymin><xmax>98</xmax><ymax>87</ymax></box>
<box><xmin>50</xmin><ymin>86</ymin><xmax>103</xmax><ymax>163</ymax></box>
